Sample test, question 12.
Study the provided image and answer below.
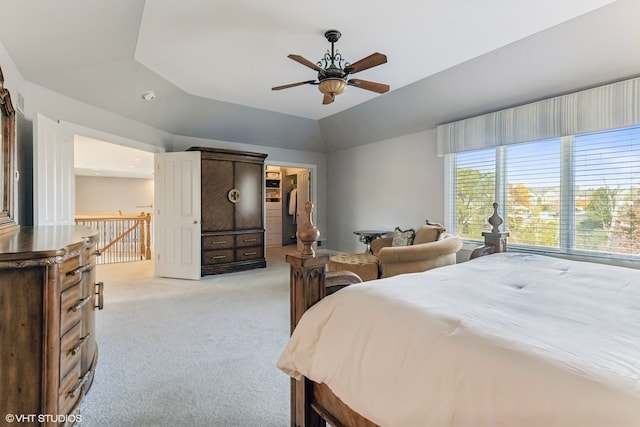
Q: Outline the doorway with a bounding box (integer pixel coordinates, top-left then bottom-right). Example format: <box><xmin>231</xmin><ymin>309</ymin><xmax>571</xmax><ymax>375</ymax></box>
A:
<box><xmin>74</xmin><ymin>135</ymin><xmax>156</xmax><ymax>264</ymax></box>
<box><xmin>264</xmin><ymin>162</ymin><xmax>315</xmax><ymax>251</ymax></box>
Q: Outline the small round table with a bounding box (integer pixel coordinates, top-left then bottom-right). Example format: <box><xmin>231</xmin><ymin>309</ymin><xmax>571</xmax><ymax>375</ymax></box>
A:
<box><xmin>353</xmin><ymin>230</ymin><xmax>391</xmax><ymax>254</ymax></box>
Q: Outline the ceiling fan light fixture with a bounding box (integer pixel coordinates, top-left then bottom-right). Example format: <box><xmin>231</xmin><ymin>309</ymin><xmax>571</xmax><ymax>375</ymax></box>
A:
<box><xmin>273</xmin><ymin>29</ymin><xmax>387</xmax><ymax>104</ymax></box>
<box><xmin>318</xmin><ymin>78</ymin><xmax>347</xmax><ymax>97</ymax></box>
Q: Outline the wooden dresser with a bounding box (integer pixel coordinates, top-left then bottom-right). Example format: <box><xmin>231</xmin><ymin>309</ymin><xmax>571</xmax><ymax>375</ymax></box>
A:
<box><xmin>187</xmin><ymin>147</ymin><xmax>267</xmax><ymax>276</ymax></box>
<box><xmin>0</xmin><ymin>226</ymin><xmax>103</xmax><ymax>426</ymax></box>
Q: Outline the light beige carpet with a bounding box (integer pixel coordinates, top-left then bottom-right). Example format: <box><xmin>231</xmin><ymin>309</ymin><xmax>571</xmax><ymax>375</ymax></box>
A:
<box><xmin>80</xmin><ymin>245</ymin><xmax>298</xmax><ymax>426</ymax></box>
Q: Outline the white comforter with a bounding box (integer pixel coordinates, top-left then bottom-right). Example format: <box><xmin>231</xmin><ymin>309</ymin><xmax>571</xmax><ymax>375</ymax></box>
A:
<box><xmin>277</xmin><ymin>253</ymin><xmax>640</xmax><ymax>427</ymax></box>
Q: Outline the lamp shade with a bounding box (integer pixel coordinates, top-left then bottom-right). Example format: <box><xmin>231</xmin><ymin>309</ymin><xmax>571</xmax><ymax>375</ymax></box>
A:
<box><xmin>318</xmin><ymin>78</ymin><xmax>347</xmax><ymax>96</ymax></box>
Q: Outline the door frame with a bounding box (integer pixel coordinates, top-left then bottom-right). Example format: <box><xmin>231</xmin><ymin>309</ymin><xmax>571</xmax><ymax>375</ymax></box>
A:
<box><xmin>264</xmin><ymin>161</ymin><xmax>318</xmax><ymax>247</ymax></box>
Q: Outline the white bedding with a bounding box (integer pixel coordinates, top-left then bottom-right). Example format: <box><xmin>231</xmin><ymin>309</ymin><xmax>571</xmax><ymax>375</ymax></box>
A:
<box><xmin>277</xmin><ymin>253</ymin><xmax>640</xmax><ymax>427</ymax></box>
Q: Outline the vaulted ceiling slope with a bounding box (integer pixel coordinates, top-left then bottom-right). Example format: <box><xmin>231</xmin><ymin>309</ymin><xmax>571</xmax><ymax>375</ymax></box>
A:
<box><xmin>1</xmin><ymin>0</ymin><xmax>638</xmax><ymax>153</ymax></box>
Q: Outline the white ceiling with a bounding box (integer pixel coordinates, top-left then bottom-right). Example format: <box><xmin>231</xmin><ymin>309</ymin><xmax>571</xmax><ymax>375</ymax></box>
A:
<box><xmin>132</xmin><ymin>0</ymin><xmax>616</xmax><ymax>119</ymax></box>
<box><xmin>74</xmin><ymin>136</ymin><xmax>155</xmax><ymax>179</ymax></box>
<box><xmin>0</xmin><ymin>0</ymin><xmax>618</xmax><ymax>119</ymax></box>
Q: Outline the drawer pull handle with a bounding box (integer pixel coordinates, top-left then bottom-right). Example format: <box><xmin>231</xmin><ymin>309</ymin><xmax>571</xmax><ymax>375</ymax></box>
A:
<box><xmin>67</xmin><ymin>370</ymin><xmax>91</xmax><ymax>399</ymax></box>
<box><xmin>66</xmin><ymin>266</ymin><xmax>83</xmax><ymax>276</ymax></box>
<box><xmin>95</xmin><ymin>282</ymin><xmax>104</xmax><ymax>310</ymax></box>
<box><xmin>211</xmin><ymin>240</ymin><xmax>228</xmax><ymax>244</ymax></box>
<box><xmin>243</xmin><ymin>238</ymin><xmax>257</xmax><ymax>242</ymax></box>
<box><xmin>211</xmin><ymin>255</ymin><xmax>226</xmax><ymax>260</ymax></box>
<box><xmin>69</xmin><ymin>295</ymin><xmax>92</xmax><ymax>313</ymax></box>
<box><xmin>66</xmin><ymin>264</ymin><xmax>92</xmax><ymax>276</ymax></box>
<box><xmin>244</xmin><ymin>251</ymin><xmax>257</xmax><ymax>256</ymax></box>
<box><xmin>69</xmin><ymin>333</ymin><xmax>91</xmax><ymax>355</ymax></box>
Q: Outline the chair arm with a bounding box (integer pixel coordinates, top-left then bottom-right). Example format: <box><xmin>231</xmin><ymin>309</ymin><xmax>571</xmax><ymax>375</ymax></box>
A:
<box><xmin>377</xmin><ymin>235</ymin><xmax>463</xmax><ymax>264</ymax></box>
<box><xmin>370</xmin><ymin>236</ymin><xmax>393</xmax><ymax>255</ymax></box>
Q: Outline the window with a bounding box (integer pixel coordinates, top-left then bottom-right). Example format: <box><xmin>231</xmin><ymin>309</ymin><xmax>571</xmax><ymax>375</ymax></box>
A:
<box><xmin>454</xmin><ymin>149</ymin><xmax>495</xmax><ymax>239</ymax></box>
<box><xmin>450</xmin><ymin>126</ymin><xmax>640</xmax><ymax>259</ymax></box>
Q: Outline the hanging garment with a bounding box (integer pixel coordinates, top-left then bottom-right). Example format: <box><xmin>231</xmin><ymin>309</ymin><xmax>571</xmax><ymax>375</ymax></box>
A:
<box><xmin>289</xmin><ymin>188</ymin><xmax>297</xmax><ymax>217</ymax></box>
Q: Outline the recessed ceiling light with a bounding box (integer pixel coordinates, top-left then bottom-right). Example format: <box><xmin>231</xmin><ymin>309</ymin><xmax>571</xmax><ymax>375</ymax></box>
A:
<box><xmin>141</xmin><ymin>91</ymin><xmax>156</xmax><ymax>101</ymax></box>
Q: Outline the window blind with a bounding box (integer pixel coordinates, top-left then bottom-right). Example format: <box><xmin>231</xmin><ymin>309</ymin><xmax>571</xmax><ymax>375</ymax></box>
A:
<box><xmin>450</xmin><ymin>126</ymin><xmax>640</xmax><ymax>259</ymax></box>
<box><xmin>437</xmin><ymin>76</ymin><xmax>640</xmax><ymax>156</ymax></box>
<box><xmin>452</xmin><ymin>150</ymin><xmax>495</xmax><ymax>240</ymax></box>
<box><xmin>574</xmin><ymin>127</ymin><xmax>640</xmax><ymax>255</ymax></box>
<box><xmin>505</xmin><ymin>139</ymin><xmax>560</xmax><ymax>248</ymax></box>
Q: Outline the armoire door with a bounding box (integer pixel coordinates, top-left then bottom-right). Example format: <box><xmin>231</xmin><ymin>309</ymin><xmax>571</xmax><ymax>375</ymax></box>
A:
<box><xmin>235</xmin><ymin>161</ymin><xmax>263</xmax><ymax>230</ymax></box>
<box><xmin>201</xmin><ymin>158</ymin><xmax>234</xmax><ymax>232</ymax></box>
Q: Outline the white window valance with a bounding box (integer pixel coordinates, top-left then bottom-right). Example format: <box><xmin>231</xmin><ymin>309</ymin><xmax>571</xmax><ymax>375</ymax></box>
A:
<box><xmin>437</xmin><ymin>76</ymin><xmax>640</xmax><ymax>156</ymax></box>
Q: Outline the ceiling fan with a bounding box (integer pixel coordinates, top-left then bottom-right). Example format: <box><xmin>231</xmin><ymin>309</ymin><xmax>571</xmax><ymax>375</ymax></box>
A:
<box><xmin>272</xmin><ymin>30</ymin><xmax>389</xmax><ymax>105</ymax></box>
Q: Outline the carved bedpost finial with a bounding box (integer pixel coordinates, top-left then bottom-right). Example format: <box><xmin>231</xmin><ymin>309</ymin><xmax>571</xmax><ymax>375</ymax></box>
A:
<box><xmin>488</xmin><ymin>202</ymin><xmax>503</xmax><ymax>233</ymax></box>
<box><xmin>470</xmin><ymin>202</ymin><xmax>509</xmax><ymax>259</ymax></box>
<box><xmin>297</xmin><ymin>201</ymin><xmax>320</xmax><ymax>257</ymax></box>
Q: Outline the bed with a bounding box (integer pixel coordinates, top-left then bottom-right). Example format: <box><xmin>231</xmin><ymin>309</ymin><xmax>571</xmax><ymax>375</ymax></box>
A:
<box><xmin>278</xmin><ymin>205</ymin><xmax>640</xmax><ymax>427</ymax></box>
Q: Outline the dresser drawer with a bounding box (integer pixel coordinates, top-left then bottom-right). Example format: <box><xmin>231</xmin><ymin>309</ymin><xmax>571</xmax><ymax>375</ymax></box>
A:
<box><xmin>62</xmin><ymin>254</ymin><xmax>81</xmax><ymax>274</ymax></box>
<box><xmin>203</xmin><ymin>249</ymin><xmax>234</xmax><ymax>265</ymax></box>
<box><xmin>236</xmin><ymin>246</ymin><xmax>263</xmax><ymax>262</ymax></box>
<box><xmin>83</xmin><ymin>245</ymin><xmax>97</xmax><ymax>267</ymax></box>
<box><xmin>62</xmin><ymin>255</ymin><xmax>83</xmax><ymax>291</ymax></box>
<box><xmin>60</xmin><ymin>322</ymin><xmax>82</xmax><ymax>381</ymax></box>
<box><xmin>236</xmin><ymin>232</ymin><xmax>263</xmax><ymax>248</ymax></box>
<box><xmin>60</xmin><ymin>283</ymin><xmax>84</xmax><ymax>335</ymax></box>
<box><xmin>58</xmin><ymin>362</ymin><xmax>82</xmax><ymax>416</ymax></box>
<box><xmin>202</xmin><ymin>234</ymin><xmax>234</xmax><ymax>250</ymax></box>
<box><xmin>84</xmin><ymin>241</ymin><xmax>97</xmax><ymax>258</ymax></box>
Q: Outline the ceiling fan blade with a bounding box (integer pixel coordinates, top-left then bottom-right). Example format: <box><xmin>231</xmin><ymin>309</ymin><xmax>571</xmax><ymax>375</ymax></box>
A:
<box><xmin>322</xmin><ymin>93</ymin><xmax>334</xmax><ymax>105</ymax></box>
<box><xmin>344</xmin><ymin>53</ymin><xmax>387</xmax><ymax>74</ymax></box>
<box><xmin>288</xmin><ymin>54</ymin><xmax>325</xmax><ymax>74</ymax></box>
<box><xmin>348</xmin><ymin>79</ymin><xmax>390</xmax><ymax>94</ymax></box>
<box><xmin>272</xmin><ymin>80</ymin><xmax>316</xmax><ymax>91</ymax></box>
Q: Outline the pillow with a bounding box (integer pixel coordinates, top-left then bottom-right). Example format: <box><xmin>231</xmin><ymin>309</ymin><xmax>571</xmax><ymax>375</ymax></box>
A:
<box><xmin>413</xmin><ymin>222</ymin><xmax>446</xmax><ymax>245</ymax></box>
<box><xmin>391</xmin><ymin>227</ymin><xmax>415</xmax><ymax>247</ymax></box>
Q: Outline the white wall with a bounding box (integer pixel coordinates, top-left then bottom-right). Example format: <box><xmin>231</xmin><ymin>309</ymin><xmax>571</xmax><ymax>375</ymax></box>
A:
<box><xmin>75</xmin><ymin>176</ymin><xmax>154</xmax><ymax>214</ymax></box>
<box><xmin>326</xmin><ymin>129</ymin><xmax>444</xmax><ymax>253</ymax></box>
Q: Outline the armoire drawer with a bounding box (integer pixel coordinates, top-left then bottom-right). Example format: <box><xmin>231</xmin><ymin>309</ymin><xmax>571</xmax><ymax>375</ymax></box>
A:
<box><xmin>203</xmin><ymin>249</ymin><xmax>234</xmax><ymax>265</ymax></box>
<box><xmin>236</xmin><ymin>246</ymin><xmax>263</xmax><ymax>262</ymax></box>
<box><xmin>236</xmin><ymin>232</ymin><xmax>263</xmax><ymax>248</ymax></box>
<box><xmin>202</xmin><ymin>234</ymin><xmax>234</xmax><ymax>250</ymax></box>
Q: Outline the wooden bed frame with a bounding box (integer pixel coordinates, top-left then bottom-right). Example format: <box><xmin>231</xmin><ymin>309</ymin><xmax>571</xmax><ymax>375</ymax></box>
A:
<box><xmin>285</xmin><ymin>203</ymin><xmax>507</xmax><ymax>427</ymax></box>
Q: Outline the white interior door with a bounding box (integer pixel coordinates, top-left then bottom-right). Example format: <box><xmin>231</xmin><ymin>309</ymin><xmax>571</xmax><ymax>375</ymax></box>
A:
<box><xmin>154</xmin><ymin>151</ymin><xmax>201</xmax><ymax>280</ymax></box>
<box><xmin>34</xmin><ymin>114</ymin><xmax>75</xmax><ymax>225</ymax></box>
<box><xmin>296</xmin><ymin>170</ymin><xmax>311</xmax><ymax>252</ymax></box>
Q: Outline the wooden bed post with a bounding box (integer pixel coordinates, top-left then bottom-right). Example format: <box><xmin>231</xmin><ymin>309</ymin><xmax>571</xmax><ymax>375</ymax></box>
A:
<box><xmin>286</xmin><ymin>202</ymin><xmax>329</xmax><ymax>427</ymax></box>
<box><xmin>470</xmin><ymin>202</ymin><xmax>509</xmax><ymax>259</ymax></box>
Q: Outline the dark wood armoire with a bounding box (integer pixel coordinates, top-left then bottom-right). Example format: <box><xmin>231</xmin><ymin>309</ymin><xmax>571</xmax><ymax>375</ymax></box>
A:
<box><xmin>187</xmin><ymin>147</ymin><xmax>267</xmax><ymax>276</ymax></box>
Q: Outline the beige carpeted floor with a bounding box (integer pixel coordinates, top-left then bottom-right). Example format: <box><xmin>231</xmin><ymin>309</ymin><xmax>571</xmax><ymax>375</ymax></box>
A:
<box><xmin>80</xmin><ymin>245</ymin><xmax>299</xmax><ymax>427</ymax></box>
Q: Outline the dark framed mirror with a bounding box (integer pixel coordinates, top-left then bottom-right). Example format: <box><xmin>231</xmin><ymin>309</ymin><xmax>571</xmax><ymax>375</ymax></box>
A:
<box><xmin>0</xmin><ymin>64</ymin><xmax>18</xmax><ymax>234</ymax></box>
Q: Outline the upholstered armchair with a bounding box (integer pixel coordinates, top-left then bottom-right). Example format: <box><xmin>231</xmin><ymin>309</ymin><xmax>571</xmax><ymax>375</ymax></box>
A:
<box><xmin>371</xmin><ymin>222</ymin><xmax>463</xmax><ymax>279</ymax></box>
